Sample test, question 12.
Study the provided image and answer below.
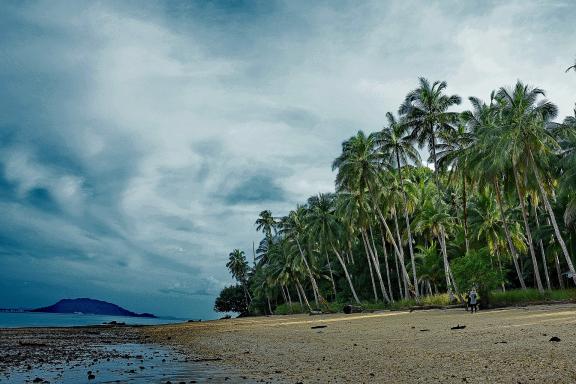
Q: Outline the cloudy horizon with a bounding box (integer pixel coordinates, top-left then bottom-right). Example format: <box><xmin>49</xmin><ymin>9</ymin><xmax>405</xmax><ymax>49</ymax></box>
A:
<box><xmin>1</xmin><ymin>0</ymin><xmax>575</xmax><ymax>318</ymax></box>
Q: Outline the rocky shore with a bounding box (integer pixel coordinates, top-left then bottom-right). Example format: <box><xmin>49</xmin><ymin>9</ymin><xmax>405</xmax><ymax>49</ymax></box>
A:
<box><xmin>0</xmin><ymin>324</ymin><xmax>246</xmax><ymax>383</ymax></box>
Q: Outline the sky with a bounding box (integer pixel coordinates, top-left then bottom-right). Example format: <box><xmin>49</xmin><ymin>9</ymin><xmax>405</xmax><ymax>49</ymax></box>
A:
<box><xmin>0</xmin><ymin>0</ymin><xmax>575</xmax><ymax>319</ymax></box>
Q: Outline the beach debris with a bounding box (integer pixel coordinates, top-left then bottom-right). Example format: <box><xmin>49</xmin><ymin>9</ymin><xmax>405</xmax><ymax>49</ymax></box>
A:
<box><xmin>420</xmin><ymin>329</ymin><xmax>430</xmax><ymax>332</ymax></box>
<box><xmin>343</xmin><ymin>305</ymin><xmax>363</xmax><ymax>314</ymax></box>
<box><xmin>311</xmin><ymin>325</ymin><xmax>327</xmax><ymax>329</ymax></box>
<box><xmin>192</xmin><ymin>357</ymin><xmax>223</xmax><ymax>362</ymax></box>
<box><xmin>309</xmin><ymin>310</ymin><xmax>323</xmax><ymax>315</ymax></box>
<box><xmin>494</xmin><ymin>341</ymin><xmax>508</xmax><ymax>344</ymax></box>
<box><xmin>451</xmin><ymin>324</ymin><xmax>466</xmax><ymax>330</ymax></box>
<box><xmin>549</xmin><ymin>336</ymin><xmax>561</xmax><ymax>342</ymax></box>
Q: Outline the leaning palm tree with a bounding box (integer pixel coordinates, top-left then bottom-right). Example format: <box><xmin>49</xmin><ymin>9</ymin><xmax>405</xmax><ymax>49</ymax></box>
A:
<box><xmin>278</xmin><ymin>207</ymin><xmax>325</xmax><ymax>308</ymax></box>
<box><xmin>376</xmin><ymin>112</ymin><xmax>421</xmax><ymax>297</ymax></box>
<box><xmin>307</xmin><ymin>193</ymin><xmax>361</xmax><ymax>304</ymax></box>
<box><xmin>333</xmin><ymin>131</ymin><xmax>410</xmax><ymax>299</ymax></box>
<box><xmin>496</xmin><ymin>81</ymin><xmax>576</xmax><ymax>286</ymax></box>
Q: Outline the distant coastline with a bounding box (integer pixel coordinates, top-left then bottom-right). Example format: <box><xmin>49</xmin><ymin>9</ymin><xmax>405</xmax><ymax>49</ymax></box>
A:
<box><xmin>1</xmin><ymin>298</ymin><xmax>156</xmax><ymax>318</ymax></box>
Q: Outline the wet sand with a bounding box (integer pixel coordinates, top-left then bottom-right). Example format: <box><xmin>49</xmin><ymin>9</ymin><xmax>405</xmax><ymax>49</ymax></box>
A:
<box><xmin>144</xmin><ymin>304</ymin><xmax>576</xmax><ymax>383</ymax></box>
<box><xmin>0</xmin><ymin>325</ymin><xmax>249</xmax><ymax>383</ymax></box>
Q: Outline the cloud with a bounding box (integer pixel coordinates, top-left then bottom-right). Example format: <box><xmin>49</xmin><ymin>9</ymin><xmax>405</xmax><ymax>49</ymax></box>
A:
<box><xmin>0</xmin><ymin>0</ymin><xmax>574</xmax><ymax>318</ymax></box>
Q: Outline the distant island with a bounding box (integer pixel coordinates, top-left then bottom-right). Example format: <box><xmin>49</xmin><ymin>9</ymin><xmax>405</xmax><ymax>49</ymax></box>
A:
<box><xmin>30</xmin><ymin>298</ymin><xmax>156</xmax><ymax>318</ymax></box>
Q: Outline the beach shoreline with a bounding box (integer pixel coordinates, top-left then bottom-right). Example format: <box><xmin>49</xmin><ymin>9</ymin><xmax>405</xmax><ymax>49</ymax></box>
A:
<box><xmin>3</xmin><ymin>303</ymin><xmax>576</xmax><ymax>383</ymax></box>
<box><xmin>143</xmin><ymin>303</ymin><xmax>576</xmax><ymax>383</ymax></box>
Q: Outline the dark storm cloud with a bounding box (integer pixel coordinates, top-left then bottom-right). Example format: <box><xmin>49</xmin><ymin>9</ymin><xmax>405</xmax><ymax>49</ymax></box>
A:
<box><xmin>0</xmin><ymin>0</ymin><xmax>574</xmax><ymax>318</ymax></box>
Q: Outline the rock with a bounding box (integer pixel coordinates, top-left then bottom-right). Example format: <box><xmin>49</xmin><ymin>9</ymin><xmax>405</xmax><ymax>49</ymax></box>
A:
<box><xmin>420</xmin><ymin>329</ymin><xmax>430</xmax><ymax>332</ymax></box>
<box><xmin>549</xmin><ymin>336</ymin><xmax>561</xmax><ymax>342</ymax></box>
<box><xmin>88</xmin><ymin>374</ymin><xmax>96</xmax><ymax>380</ymax></box>
<box><xmin>451</xmin><ymin>324</ymin><xmax>466</xmax><ymax>330</ymax></box>
<box><xmin>32</xmin><ymin>378</ymin><xmax>44</xmax><ymax>383</ymax></box>
<box><xmin>311</xmin><ymin>325</ymin><xmax>327</xmax><ymax>329</ymax></box>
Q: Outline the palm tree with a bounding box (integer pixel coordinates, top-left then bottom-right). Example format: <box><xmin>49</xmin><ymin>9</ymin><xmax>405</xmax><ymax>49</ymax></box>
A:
<box><xmin>465</xmin><ymin>95</ymin><xmax>528</xmax><ymax>289</ymax></box>
<box><xmin>413</xmin><ymin>183</ymin><xmax>462</xmax><ymax>302</ymax></box>
<box><xmin>376</xmin><ymin>112</ymin><xmax>421</xmax><ymax>297</ymax></box>
<box><xmin>496</xmin><ymin>82</ymin><xmax>576</xmax><ymax>286</ymax></box>
<box><xmin>436</xmin><ymin>120</ymin><xmax>475</xmax><ymax>253</ymax></box>
<box><xmin>307</xmin><ymin>193</ymin><xmax>361</xmax><ymax>304</ymax></box>
<box><xmin>255</xmin><ymin>210</ymin><xmax>276</xmax><ymax>243</ymax></box>
<box><xmin>399</xmin><ymin>77</ymin><xmax>462</xmax><ymax>187</ymax></box>
<box><xmin>227</xmin><ymin>249</ymin><xmax>253</xmax><ymax>304</ymax></box>
<box><xmin>333</xmin><ymin>131</ymin><xmax>409</xmax><ymax>300</ymax></box>
<box><xmin>278</xmin><ymin>207</ymin><xmax>325</xmax><ymax>308</ymax></box>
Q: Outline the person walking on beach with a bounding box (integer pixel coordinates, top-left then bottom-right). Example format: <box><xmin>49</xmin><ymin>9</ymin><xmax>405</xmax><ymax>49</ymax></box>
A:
<box><xmin>468</xmin><ymin>288</ymin><xmax>478</xmax><ymax>313</ymax></box>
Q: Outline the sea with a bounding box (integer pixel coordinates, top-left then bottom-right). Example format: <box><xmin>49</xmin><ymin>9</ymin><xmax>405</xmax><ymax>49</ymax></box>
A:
<box><xmin>0</xmin><ymin>312</ymin><xmax>186</xmax><ymax>328</ymax></box>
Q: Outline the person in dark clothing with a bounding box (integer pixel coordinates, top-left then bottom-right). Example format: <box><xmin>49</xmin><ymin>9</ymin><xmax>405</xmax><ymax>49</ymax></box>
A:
<box><xmin>469</xmin><ymin>289</ymin><xmax>478</xmax><ymax>313</ymax></box>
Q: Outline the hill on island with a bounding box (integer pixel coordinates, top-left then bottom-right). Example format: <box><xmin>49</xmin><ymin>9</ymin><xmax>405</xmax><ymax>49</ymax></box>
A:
<box><xmin>31</xmin><ymin>298</ymin><xmax>156</xmax><ymax>318</ymax></box>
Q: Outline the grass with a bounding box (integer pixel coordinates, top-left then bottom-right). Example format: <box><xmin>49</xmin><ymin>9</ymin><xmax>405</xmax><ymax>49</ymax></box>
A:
<box><xmin>273</xmin><ymin>289</ymin><xmax>576</xmax><ymax>315</ymax></box>
<box><xmin>489</xmin><ymin>288</ymin><xmax>576</xmax><ymax>306</ymax></box>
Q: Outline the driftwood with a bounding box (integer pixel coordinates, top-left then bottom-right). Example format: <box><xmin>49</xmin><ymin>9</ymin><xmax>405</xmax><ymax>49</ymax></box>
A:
<box><xmin>451</xmin><ymin>324</ymin><xmax>466</xmax><ymax>330</ymax></box>
<box><xmin>343</xmin><ymin>305</ymin><xmax>363</xmax><ymax>314</ymax></box>
<box><xmin>311</xmin><ymin>325</ymin><xmax>327</xmax><ymax>329</ymax></box>
<box><xmin>309</xmin><ymin>310</ymin><xmax>323</xmax><ymax>316</ymax></box>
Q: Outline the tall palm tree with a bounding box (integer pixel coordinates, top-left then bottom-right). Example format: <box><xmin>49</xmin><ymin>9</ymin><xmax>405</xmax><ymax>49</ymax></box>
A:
<box><xmin>376</xmin><ymin>112</ymin><xmax>421</xmax><ymax>297</ymax></box>
<box><xmin>399</xmin><ymin>77</ymin><xmax>462</xmax><ymax>188</ymax></box>
<box><xmin>227</xmin><ymin>249</ymin><xmax>252</xmax><ymax>302</ymax></box>
<box><xmin>465</xmin><ymin>95</ymin><xmax>528</xmax><ymax>289</ymax></box>
<box><xmin>255</xmin><ymin>210</ymin><xmax>276</xmax><ymax>243</ymax></box>
<box><xmin>307</xmin><ymin>193</ymin><xmax>361</xmax><ymax>304</ymax></box>
<box><xmin>333</xmin><ymin>131</ymin><xmax>409</xmax><ymax>299</ymax></box>
<box><xmin>436</xmin><ymin>120</ymin><xmax>475</xmax><ymax>253</ymax></box>
<box><xmin>496</xmin><ymin>82</ymin><xmax>576</xmax><ymax>286</ymax></box>
<box><xmin>278</xmin><ymin>207</ymin><xmax>325</xmax><ymax>308</ymax></box>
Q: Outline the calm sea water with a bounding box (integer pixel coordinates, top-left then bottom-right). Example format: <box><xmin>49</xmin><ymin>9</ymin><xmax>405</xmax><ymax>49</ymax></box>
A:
<box><xmin>0</xmin><ymin>312</ymin><xmax>186</xmax><ymax>328</ymax></box>
<box><xmin>1</xmin><ymin>343</ymin><xmax>252</xmax><ymax>383</ymax></box>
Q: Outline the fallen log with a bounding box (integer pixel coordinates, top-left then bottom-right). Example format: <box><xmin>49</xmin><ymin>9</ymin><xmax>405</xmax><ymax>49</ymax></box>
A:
<box><xmin>343</xmin><ymin>305</ymin><xmax>363</xmax><ymax>314</ymax></box>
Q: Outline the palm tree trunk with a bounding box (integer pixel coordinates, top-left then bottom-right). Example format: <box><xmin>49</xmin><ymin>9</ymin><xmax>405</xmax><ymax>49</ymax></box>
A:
<box><xmin>396</xmin><ymin>151</ymin><xmax>419</xmax><ymax>297</ymax></box>
<box><xmin>380</xmin><ymin>231</ymin><xmax>394</xmax><ymax>301</ymax></box>
<box><xmin>528</xmin><ymin>149</ymin><xmax>576</xmax><ymax>286</ymax></box>
<box><xmin>462</xmin><ymin>174</ymin><xmax>470</xmax><ymax>254</ymax></box>
<box><xmin>295</xmin><ymin>284</ymin><xmax>303</xmax><ymax>307</ymax></box>
<box><xmin>495</xmin><ymin>247</ymin><xmax>505</xmax><ymax>292</ymax></box>
<box><xmin>348</xmin><ymin>240</ymin><xmax>355</xmax><ymax>265</ymax></box>
<box><xmin>438</xmin><ymin>232</ymin><xmax>455</xmax><ymax>302</ymax></box>
<box><xmin>296</xmin><ymin>278</ymin><xmax>312</xmax><ymax>311</ymax></box>
<box><xmin>295</xmin><ymin>238</ymin><xmax>321</xmax><ymax>307</ymax></box>
<box><xmin>365</xmin><ymin>243</ymin><xmax>379</xmax><ymax>301</ymax></box>
<box><xmin>371</xmin><ymin>202</ymin><xmax>414</xmax><ymax>295</ymax></box>
<box><xmin>493</xmin><ymin>178</ymin><xmax>527</xmax><ymax>289</ymax></box>
<box><xmin>267</xmin><ymin>296</ymin><xmax>273</xmax><ymax>315</ymax></box>
<box><xmin>361</xmin><ymin>230</ymin><xmax>390</xmax><ymax>302</ymax></box>
<box><xmin>286</xmin><ymin>285</ymin><xmax>293</xmax><ymax>309</ymax></box>
<box><xmin>330</xmin><ymin>243</ymin><xmax>361</xmax><ymax>304</ymax></box>
<box><xmin>533</xmin><ymin>201</ymin><xmax>551</xmax><ymax>290</ymax></box>
<box><xmin>554</xmin><ymin>251</ymin><xmax>565</xmax><ymax>289</ymax></box>
<box><xmin>280</xmin><ymin>284</ymin><xmax>288</xmax><ymax>304</ymax></box>
<box><xmin>512</xmin><ymin>162</ymin><xmax>544</xmax><ymax>292</ymax></box>
<box><xmin>325</xmin><ymin>252</ymin><xmax>338</xmax><ymax>299</ymax></box>
<box><xmin>393</xmin><ymin>241</ymin><xmax>403</xmax><ymax>299</ymax></box>
<box><xmin>369</xmin><ymin>225</ymin><xmax>392</xmax><ymax>302</ymax></box>
<box><xmin>392</xmin><ymin>209</ymin><xmax>410</xmax><ymax>299</ymax></box>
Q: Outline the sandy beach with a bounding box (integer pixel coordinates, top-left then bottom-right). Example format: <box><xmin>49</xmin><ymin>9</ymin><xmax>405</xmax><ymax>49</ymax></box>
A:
<box><xmin>144</xmin><ymin>304</ymin><xmax>576</xmax><ymax>383</ymax></box>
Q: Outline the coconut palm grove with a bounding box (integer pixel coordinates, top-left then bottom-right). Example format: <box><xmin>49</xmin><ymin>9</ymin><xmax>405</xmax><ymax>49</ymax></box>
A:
<box><xmin>216</xmin><ymin>72</ymin><xmax>576</xmax><ymax>316</ymax></box>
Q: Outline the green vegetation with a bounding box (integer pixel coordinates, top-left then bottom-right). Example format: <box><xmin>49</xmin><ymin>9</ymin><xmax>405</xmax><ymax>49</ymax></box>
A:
<box><xmin>216</xmin><ymin>67</ymin><xmax>576</xmax><ymax>316</ymax></box>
